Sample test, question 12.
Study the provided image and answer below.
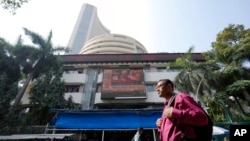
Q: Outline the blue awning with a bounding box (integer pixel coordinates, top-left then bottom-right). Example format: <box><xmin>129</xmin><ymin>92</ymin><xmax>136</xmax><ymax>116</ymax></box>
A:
<box><xmin>51</xmin><ymin>109</ymin><xmax>162</xmax><ymax>130</ymax></box>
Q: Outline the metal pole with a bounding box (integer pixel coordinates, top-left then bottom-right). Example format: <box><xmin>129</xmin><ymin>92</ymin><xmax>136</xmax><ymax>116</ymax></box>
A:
<box><xmin>153</xmin><ymin>129</ymin><xmax>156</xmax><ymax>141</ymax></box>
<box><xmin>79</xmin><ymin>131</ymin><xmax>82</xmax><ymax>141</ymax></box>
<box><xmin>102</xmin><ymin>130</ymin><xmax>105</xmax><ymax>141</ymax></box>
<box><xmin>51</xmin><ymin>128</ymin><xmax>56</xmax><ymax>141</ymax></box>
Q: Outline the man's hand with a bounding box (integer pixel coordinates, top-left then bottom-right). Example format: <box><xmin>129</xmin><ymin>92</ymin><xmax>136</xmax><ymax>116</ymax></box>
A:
<box><xmin>163</xmin><ymin>107</ymin><xmax>173</xmax><ymax>118</ymax></box>
<box><xmin>156</xmin><ymin>118</ymin><xmax>162</xmax><ymax>127</ymax></box>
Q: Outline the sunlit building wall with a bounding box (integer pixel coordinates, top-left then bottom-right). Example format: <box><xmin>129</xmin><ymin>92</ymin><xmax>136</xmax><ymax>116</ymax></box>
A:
<box><xmin>80</xmin><ymin>34</ymin><xmax>148</xmax><ymax>54</ymax></box>
<box><xmin>59</xmin><ymin>53</ymin><xmax>204</xmax><ymax>110</ymax></box>
<box><xmin>20</xmin><ymin>53</ymin><xmax>205</xmax><ymax>109</ymax></box>
<box><xmin>67</xmin><ymin>3</ymin><xmax>110</xmax><ymax>54</ymax></box>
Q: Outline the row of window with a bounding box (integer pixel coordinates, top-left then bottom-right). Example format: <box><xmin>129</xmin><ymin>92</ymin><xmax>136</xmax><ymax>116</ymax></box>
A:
<box><xmin>64</xmin><ymin>68</ymin><xmax>179</xmax><ymax>74</ymax></box>
<box><xmin>65</xmin><ymin>84</ymin><xmax>156</xmax><ymax>93</ymax></box>
<box><xmin>83</xmin><ymin>40</ymin><xmax>134</xmax><ymax>52</ymax></box>
<box><xmin>65</xmin><ymin>85</ymin><xmax>80</xmax><ymax>92</ymax></box>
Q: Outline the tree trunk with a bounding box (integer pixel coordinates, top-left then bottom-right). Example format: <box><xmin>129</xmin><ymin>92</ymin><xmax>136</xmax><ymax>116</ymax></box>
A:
<box><xmin>12</xmin><ymin>58</ymin><xmax>40</xmax><ymax>109</ymax></box>
<box><xmin>234</xmin><ymin>95</ymin><xmax>250</xmax><ymax>117</ymax></box>
<box><xmin>242</xmin><ymin>89</ymin><xmax>250</xmax><ymax>106</ymax></box>
<box><xmin>12</xmin><ymin>72</ymin><xmax>33</xmax><ymax>109</ymax></box>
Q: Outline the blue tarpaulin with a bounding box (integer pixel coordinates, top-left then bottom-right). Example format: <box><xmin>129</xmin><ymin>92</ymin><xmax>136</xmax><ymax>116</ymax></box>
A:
<box><xmin>51</xmin><ymin>109</ymin><xmax>162</xmax><ymax>130</ymax></box>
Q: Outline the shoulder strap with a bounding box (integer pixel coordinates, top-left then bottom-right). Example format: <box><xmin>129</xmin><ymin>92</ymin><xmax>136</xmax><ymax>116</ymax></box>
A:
<box><xmin>167</xmin><ymin>93</ymin><xmax>177</xmax><ymax>107</ymax></box>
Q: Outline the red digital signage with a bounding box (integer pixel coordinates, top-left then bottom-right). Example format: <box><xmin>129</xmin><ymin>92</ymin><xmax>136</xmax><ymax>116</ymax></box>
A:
<box><xmin>101</xmin><ymin>69</ymin><xmax>146</xmax><ymax>99</ymax></box>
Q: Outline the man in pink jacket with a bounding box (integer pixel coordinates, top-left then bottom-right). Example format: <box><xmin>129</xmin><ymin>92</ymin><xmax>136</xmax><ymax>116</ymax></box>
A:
<box><xmin>155</xmin><ymin>79</ymin><xmax>208</xmax><ymax>141</ymax></box>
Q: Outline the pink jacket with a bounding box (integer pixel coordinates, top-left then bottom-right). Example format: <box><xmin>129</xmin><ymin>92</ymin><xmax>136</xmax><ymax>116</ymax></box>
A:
<box><xmin>158</xmin><ymin>93</ymin><xmax>208</xmax><ymax>141</ymax></box>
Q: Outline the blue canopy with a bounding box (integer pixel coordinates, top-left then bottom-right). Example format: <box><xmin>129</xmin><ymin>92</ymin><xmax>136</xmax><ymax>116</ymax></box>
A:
<box><xmin>51</xmin><ymin>109</ymin><xmax>162</xmax><ymax>130</ymax></box>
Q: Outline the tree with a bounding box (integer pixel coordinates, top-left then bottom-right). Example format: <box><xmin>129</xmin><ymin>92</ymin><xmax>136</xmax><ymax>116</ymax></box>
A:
<box><xmin>12</xmin><ymin>28</ymin><xmax>66</xmax><ymax>110</ymax></box>
<box><xmin>1</xmin><ymin>31</ymin><xmax>77</xmax><ymax>127</ymax></box>
<box><xmin>204</xmin><ymin>24</ymin><xmax>250</xmax><ymax>117</ymax></box>
<box><xmin>23</xmin><ymin>68</ymin><xmax>79</xmax><ymax>125</ymax></box>
<box><xmin>0</xmin><ymin>37</ymin><xmax>21</xmax><ymax>131</ymax></box>
<box><xmin>11</xmin><ymin>36</ymin><xmax>40</xmax><ymax>77</ymax></box>
<box><xmin>170</xmin><ymin>47</ymin><xmax>219</xmax><ymax>110</ymax></box>
<box><xmin>0</xmin><ymin>0</ymin><xmax>30</xmax><ymax>14</ymax></box>
<box><xmin>226</xmin><ymin>80</ymin><xmax>250</xmax><ymax>116</ymax></box>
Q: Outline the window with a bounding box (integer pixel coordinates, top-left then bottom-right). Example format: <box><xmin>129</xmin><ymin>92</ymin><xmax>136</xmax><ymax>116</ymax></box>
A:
<box><xmin>144</xmin><ymin>68</ymin><xmax>150</xmax><ymax>72</ymax></box>
<box><xmin>99</xmin><ymin>69</ymin><xmax>103</xmax><ymax>74</ymax></box>
<box><xmin>64</xmin><ymin>69</ymin><xmax>84</xmax><ymax>74</ymax></box>
<box><xmin>146</xmin><ymin>84</ymin><xmax>156</xmax><ymax>92</ymax></box>
<box><xmin>157</xmin><ymin>67</ymin><xmax>166</xmax><ymax>72</ymax></box>
<box><xmin>65</xmin><ymin>85</ymin><xmax>80</xmax><ymax>92</ymax></box>
<box><xmin>77</xmin><ymin>69</ymin><xmax>83</xmax><ymax>74</ymax></box>
<box><xmin>96</xmin><ymin>84</ymin><xmax>102</xmax><ymax>92</ymax></box>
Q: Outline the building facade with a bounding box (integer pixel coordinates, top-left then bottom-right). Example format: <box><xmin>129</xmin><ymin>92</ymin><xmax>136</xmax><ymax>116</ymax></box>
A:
<box><xmin>14</xmin><ymin>3</ymin><xmax>212</xmax><ymax>141</ymax></box>
<box><xmin>19</xmin><ymin>53</ymin><xmax>205</xmax><ymax>141</ymax></box>
<box><xmin>60</xmin><ymin>53</ymin><xmax>204</xmax><ymax>110</ymax></box>
<box><xmin>45</xmin><ymin>53</ymin><xmax>205</xmax><ymax>141</ymax></box>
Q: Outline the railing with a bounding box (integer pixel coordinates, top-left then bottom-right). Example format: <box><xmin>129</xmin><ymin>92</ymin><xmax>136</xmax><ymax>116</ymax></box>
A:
<box><xmin>0</xmin><ymin>126</ymin><xmax>46</xmax><ymax>135</ymax></box>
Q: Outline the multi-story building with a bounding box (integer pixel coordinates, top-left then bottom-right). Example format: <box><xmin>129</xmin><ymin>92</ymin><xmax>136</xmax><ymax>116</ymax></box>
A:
<box><xmin>48</xmin><ymin>53</ymin><xmax>205</xmax><ymax>141</ymax></box>
<box><xmin>67</xmin><ymin>3</ymin><xmax>110</xmax><ymax>54</ymax></box>
<box><xmin>18</xmin><ymin>3</ymin><xmax>207</xmax><ymax>141</ymax></box>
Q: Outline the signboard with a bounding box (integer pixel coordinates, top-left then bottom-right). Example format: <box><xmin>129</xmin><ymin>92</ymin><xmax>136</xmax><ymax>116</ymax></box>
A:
<box><xmin>101</xmin><ymin>69</ymin><xmax>146</xmax><ymax>99</ymax></box>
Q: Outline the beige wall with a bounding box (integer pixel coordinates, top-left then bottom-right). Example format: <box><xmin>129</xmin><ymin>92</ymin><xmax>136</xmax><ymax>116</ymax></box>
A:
<box><xmin>65</xmin><ymin>92</ymin><xmax>82</xmax><ymax>104</ymax></box>
<box><xmin>62</xmin><ymin>70</ymin><xmax>179</xmax><ymax>105</ymax></box>
<box><xmin>21</xmin><ymin>68</ymin><xmax>179</xmax><ymax>106</ymax></box>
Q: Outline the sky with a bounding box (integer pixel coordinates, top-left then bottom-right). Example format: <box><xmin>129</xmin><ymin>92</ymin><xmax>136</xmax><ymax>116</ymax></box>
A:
<box><xmin>0</xmin><ymin>0</ymin><xmax>250</xmax><ymax>53</ymax></box>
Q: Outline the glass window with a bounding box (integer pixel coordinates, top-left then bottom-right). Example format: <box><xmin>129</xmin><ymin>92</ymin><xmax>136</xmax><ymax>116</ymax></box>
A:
<box><xmin>157</xmin><ymin>67</ymin><xmax>166</xmax><ymax>72</ymax></box>
<box><xmin>144</xmin><ymin>68</ymin><xmax>150</xmax><ymax>72</ymax></box>
<box><xmin>146</xmin><ymin>84</ymin><xmax>155</xmax><ymax>92</ymax></box>
<box><xmin>78</xmin><ymin>69</ymin><xmax>83</xmax><ymax>74</ymax></box>
<box><xmin>64</xmin><ymin>69</ymin><xmax>84</xmax><ymax>74</ymax></box>
<box><xmin>96</xmin><ymin>84</ymin><xmax>101</xmax><ymax>92</ymax></box>
<box><xmin>65</xmin><ymin>85</ymin><xmax>80</xmax><ymax>93</ymax></box>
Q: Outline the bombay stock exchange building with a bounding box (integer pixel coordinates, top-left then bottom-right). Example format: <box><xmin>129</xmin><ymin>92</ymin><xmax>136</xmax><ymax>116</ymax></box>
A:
<box><xmin>67</xmin><ymin>3</ymin><xmax>110</xmax><ymax>54</ymax></box>
<box><xmin>67</xmin><ymin>3</ymin><xmax>148</xmax><ymax>55</ymax></box>
<box><xmin>19</xmin><ymin>3</ymin><xmax>205</xmax><ymax>141</ymax></box>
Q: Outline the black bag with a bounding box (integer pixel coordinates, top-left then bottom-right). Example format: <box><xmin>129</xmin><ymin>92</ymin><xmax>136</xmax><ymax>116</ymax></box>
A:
<box><xmin>168</xmin><ymin>94</ymin><xmax>213</xmax><ymax>141</ymax></box>
<box><xmin>193</xmin><ymin>115</ymin><xmax>213</xmax><ymax>141</ymax></box>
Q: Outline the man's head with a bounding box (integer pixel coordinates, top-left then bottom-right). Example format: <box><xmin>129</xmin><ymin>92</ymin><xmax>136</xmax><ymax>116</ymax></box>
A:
<box><xmin>138</xmin><ymin>127</ymin><xmax>143</xmax><ymax>134</ymax></box>
<box><xmin>156</xmin><ymin>79</ymin><xmax>174</xmax><ymax>99</ymax></box>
